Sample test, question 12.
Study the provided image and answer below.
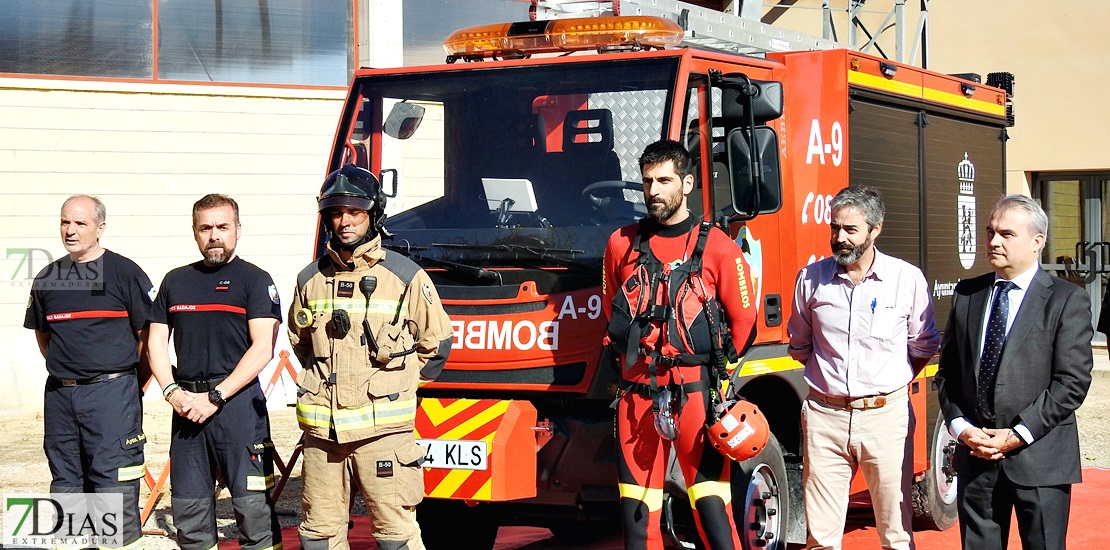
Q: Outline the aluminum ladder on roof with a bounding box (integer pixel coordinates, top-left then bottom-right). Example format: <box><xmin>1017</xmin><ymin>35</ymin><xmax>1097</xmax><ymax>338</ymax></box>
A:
<box><xmin>531</xmin><ymin>0</ymin><xmax>843</xmax><ymax>56</ymax></box>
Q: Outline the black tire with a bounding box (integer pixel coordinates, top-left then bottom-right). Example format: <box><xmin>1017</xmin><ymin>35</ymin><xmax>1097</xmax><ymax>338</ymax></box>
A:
<box><xmin>911</xmin><ymin>415</ymin><xmax>959</xmax><ymax>531</ymax></box>
<box><xmin>732</xmin><ymin>434</ymin><xmax>789</xmax><ymax>550</ymax></box>
<box><xmin>417</xmin><ymin>499</ymin><xmax>498</xmax><ymax>549</ymax></box>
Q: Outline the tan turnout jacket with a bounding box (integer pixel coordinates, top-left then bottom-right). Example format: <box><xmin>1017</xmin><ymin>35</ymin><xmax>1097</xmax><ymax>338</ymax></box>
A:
<box><xmin>289</xmin><ymin>236</ymin><xmax>452</xmax><ymax>444</ymax></box>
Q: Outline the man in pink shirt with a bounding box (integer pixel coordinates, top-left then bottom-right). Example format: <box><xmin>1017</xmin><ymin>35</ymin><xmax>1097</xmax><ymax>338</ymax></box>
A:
<box><xmin>788</xmin><ymin>186</ymin><xmax>940</xmax><ymax>550</ymax></box>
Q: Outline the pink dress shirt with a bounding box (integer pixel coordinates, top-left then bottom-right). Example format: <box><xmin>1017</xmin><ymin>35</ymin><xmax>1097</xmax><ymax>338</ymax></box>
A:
<box><xmin>787</xmin><ymin>249</ymin><xmax>940</xmax><ymax>398</ymax></box>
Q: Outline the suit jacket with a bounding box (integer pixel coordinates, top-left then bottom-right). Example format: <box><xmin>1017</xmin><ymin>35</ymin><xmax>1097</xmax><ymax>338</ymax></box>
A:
<box><xmin>936</xmin><ymin>269</ymin><xmax>1094</xmax><ymax>486</ymax></box>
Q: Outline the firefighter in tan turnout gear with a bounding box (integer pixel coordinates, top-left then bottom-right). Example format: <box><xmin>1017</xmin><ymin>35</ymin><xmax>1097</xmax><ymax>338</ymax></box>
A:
<box><xmin>289</xmin><ymin>164</ymin><xmax>453</xmax><ymax>550</ymax></box>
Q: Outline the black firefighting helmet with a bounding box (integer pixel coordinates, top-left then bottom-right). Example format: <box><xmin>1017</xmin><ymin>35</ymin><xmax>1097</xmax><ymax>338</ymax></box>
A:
<box><xmin>318</xmin><ymin>164</ymin><xmax>388</xmax><ymax>237</ymax></box>
<box><xmin>319</xmin><ymin>164</ymin><xmax>384</xmax><ymax>214</ymax></box>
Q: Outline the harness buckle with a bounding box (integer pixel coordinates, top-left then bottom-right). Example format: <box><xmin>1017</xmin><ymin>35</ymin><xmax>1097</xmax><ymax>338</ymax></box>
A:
<box><xmin>654</xmin><ymin>355</ymin><xmax>681</xmax><ymax>367</ymax></box>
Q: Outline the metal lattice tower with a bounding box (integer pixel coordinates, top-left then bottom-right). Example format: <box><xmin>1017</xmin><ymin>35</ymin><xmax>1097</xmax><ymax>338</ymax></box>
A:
<box><xmin>531</xmin><ymin>0</ymin><xmax>931</xmax><ymax>66</ymax></box>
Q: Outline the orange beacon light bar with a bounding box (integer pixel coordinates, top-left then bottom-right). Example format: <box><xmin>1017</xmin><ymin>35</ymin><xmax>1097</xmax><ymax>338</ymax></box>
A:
<box><xmin>443</xmin><ymin>15</ymin><xmax>684</xmax><ymax>62</ymax></box>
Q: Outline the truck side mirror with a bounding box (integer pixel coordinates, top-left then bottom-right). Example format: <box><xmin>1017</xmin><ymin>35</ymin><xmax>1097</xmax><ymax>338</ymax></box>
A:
<box><xmin>726</xmin><ymin>126</ymin><xmax>782</xmax><ymax>218</ymax></box>
<box><xmin>721</xmin><ymin>79</ymin><xmax>783</xmax><ymax>123</ymax></box>
<box><xmin>383</xmin><ymin>101</ymin><xmax>425</xmax><ymax>140</ymax></box>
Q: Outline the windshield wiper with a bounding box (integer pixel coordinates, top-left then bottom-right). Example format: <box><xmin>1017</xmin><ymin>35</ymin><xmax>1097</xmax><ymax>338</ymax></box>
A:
<box><xmin>431</xmin><ymin>243</ymin><xmax>596</xmax><ymax>273</ymax></box>
<box><xmin>383</xmin><ymin>243</ymin><xmax>502</xmax><ymax>284</ymax></box>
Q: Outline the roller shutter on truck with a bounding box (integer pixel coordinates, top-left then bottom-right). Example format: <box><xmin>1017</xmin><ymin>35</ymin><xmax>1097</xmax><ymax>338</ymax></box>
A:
<box><xmin>848</xmin><ymin>95</ymin><xmax>1006</xmax><ymax>323</ymax></box>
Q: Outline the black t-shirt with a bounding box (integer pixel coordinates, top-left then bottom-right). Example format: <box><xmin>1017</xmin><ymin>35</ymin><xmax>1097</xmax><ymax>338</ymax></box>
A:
<box><xmin>24</xmin><ymin>250</ymin><xmax>154</xmax><ymax>379</ymax></box>
<box><xmin>150</xmin><ymin>257</ymin><xmax>281</xmax><ymax>379</ymax></box>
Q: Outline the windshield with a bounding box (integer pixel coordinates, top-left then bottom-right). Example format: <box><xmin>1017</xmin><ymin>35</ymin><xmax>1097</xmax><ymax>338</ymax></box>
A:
<box><xmin>343</xmin><ymin>57</ymin><xmax>679</xmax><ymax>292</ymax></box>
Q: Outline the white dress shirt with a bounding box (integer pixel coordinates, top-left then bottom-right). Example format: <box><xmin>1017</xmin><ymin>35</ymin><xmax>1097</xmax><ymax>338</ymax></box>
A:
<box><xmin>787</xmin><ymin>249</ymin><xmax>940</xmax><ymax>398</ymax></box>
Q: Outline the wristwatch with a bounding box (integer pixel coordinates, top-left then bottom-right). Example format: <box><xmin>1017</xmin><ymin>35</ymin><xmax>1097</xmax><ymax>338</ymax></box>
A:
<box><xmin>208</xmin><ymin>388</ymin><xmax>226</xmax><ymax>407</ymax></box>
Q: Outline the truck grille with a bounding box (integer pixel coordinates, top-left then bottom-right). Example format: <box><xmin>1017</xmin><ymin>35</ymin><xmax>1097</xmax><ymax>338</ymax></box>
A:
<box><xmin>436</xmin><ymin>361</ymin><xmax>587</xmax><ymax>386</ymax></box>
<box><xmin>443</xmin><ymin>302</ymin><xmax>547</xmax><ymax>315</ymax></box>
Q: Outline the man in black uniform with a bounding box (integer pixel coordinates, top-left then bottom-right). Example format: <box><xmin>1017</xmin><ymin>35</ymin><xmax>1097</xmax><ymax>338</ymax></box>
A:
<box><xmin>24</xmin><ymin>195</ymin><xmax>154</xmax><ymax>550</ymax></box>
<box><xmin>147</xmin><ymin>194</ymin><xmax>283</xmax><ymax>550</ymax></box>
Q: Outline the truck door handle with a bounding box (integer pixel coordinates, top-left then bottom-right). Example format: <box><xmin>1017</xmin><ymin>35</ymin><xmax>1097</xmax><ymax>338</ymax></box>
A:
<box><xmin>764</xmin><ymin>294</ymin><xmax>781</xmax><ymax>327</ymax></box>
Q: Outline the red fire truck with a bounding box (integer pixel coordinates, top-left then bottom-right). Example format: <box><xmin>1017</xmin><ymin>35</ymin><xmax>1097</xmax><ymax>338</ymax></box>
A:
<box><xmin>315</xmin><ymin>8</ymin><xmax>1010</xmax><ymax>549</ymax></box>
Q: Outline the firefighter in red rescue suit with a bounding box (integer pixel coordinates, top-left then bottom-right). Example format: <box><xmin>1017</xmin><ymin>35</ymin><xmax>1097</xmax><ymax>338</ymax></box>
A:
<box><xmin>288</xmin><ymin>164</ymin><xmax>454</xmax><ymax>550</ymax></box>
<box><xmin>603</xmin><ymin>140</ymin><xmax>758</xmax><ymax>549</ymax></box>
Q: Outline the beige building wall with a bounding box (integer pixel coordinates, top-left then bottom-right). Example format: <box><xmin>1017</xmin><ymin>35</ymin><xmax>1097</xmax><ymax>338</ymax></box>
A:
<box><xmin>0</xmin><ymin>0</ymin><xmax>414</xmax><ymax>414</ymax></box>
<box><xmin>928</xmin><ymin>1</ymin><xmax>1110</xmax><ymax>193</ymax></box>
<box><xmin>0</xmin><ymin>78</ymin><xmax>346</xmax><ymax>412</ymax></box>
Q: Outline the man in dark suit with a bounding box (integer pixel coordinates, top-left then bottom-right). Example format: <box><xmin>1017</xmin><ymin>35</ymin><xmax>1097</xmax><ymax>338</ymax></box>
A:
<box><xmin>937</xmin><ymin>194</ymin><xmax>1094</xmax><ymax>550</ymax></box>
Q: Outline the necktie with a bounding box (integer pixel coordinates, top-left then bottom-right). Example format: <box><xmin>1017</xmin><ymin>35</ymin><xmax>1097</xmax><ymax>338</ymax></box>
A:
<box><xmin>978</xmin><ymin>280</ymin><xmax>1016</xmax><ymax>419</ymax></box>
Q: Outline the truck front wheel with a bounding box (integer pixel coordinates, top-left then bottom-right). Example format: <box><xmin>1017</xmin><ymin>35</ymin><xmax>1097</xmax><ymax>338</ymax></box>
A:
<box><xmin>417</xmin><ymin>499</ymin><xmax>498</xmax><ymax>549</ymax></box>
<box><xmin>732</xmin><ymin>434</ymin><xmax>789</xmax><ymax>550</ymax></box>
<box><xmin>911</xmin><ymin>415</ymin><xmax>959</xmax><ymax>530</ymax></box>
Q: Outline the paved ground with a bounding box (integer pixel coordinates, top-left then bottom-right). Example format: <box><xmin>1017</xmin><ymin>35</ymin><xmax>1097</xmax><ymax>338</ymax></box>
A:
<box><xmin>2</xmin><ymin>354</ymin><xmax>1108</xmax><ymax>549</ymax></box>
<box><xmin>218</xmin><ymin>469</ymin><xmax>1110</xmax><ymax>549</ymax></box>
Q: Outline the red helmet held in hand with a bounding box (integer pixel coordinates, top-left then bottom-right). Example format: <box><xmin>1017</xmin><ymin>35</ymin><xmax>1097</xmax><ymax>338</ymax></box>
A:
<box><xmin>709</xmin><ymin>399</ymin><xmax>770</xmax><ymax>462</ymax></box>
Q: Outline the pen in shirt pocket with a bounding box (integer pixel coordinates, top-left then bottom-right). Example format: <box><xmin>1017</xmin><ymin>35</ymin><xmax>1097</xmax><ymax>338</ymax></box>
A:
<box><xmin>871</xmin><ymin>298</ymin><xmax>877</xmax><ymax>314</ymax></box>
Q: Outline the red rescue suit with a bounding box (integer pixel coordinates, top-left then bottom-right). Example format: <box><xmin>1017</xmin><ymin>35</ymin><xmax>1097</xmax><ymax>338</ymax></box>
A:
<box><xmin>603</xmin><ymin>217</ymin><xmax>757</xmax><ymax>550</ymax></box>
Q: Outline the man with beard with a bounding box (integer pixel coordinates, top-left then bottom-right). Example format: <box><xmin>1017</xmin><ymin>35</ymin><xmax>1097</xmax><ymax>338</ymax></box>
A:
<box><xmin>147</xmin><ymin>194</ymin><xmax>283</xmax><ymax>550</ymax></box>
<box><xmin>603</xmin><ymin>140</ymin><xmax>757</xmax><ymax>549</ymax></box>
<box><xmin>787</xmin><ymin>186</ymin><xmax>939</xmax><ymax>550</ymax></box>
<box><xmin>288</xmin><ymin>165</ymin><xmax>453</xmax><ymax>550</ymax></box>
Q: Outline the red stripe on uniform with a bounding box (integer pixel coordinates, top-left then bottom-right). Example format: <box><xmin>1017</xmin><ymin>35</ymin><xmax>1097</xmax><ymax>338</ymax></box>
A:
<box><xmin>46</xmin><ymin>310</ymin><xmax>129</xmax><ymax>322</ymax></box>
<box><xmin>168</xmin><ymin>304</ymin><xmax>247</xmax><ymax>314</ymax></box>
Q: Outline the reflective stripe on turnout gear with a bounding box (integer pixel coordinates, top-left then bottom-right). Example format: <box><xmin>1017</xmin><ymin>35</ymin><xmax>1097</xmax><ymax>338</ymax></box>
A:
<box><xmin>296</xmin><ymin>399</ymin><xmax>418</xmax><ymax>431</ymax></box>
<box><xmin>117</xmin><ymin>463</ymin><xmax>145</xmax><ymax>482</ymax></box>
<box><xmin>619</xmin><ymin>482</ymin><xmax>664</xmax><ymax>512</ymax></box>
<box><xmin>247</xmin><ymin>474</ymin><xmax>275</xmax><ymax>491</ymax></box>
<box><xmin>305</xmin><ymin>297</ymin><xmax>409</xmax><ymax>316</ymax></box>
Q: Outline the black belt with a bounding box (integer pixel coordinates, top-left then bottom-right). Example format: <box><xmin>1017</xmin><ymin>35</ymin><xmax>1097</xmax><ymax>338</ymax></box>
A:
<box><xmin>178</xmin><ymin>376</ymin><xmax>228</xmax><ymax>393</ymax></box>
<box><xmin>50</xmin><ymin>368</ymin><xmax>136</xmax><ymax>387</ymax></box>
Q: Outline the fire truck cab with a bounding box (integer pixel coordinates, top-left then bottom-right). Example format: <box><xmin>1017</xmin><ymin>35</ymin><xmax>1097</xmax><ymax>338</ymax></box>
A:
<box><xmin>318</xmin><ymin>13</ymin><xmax>1009</xmax><ymax>549</ymax></box>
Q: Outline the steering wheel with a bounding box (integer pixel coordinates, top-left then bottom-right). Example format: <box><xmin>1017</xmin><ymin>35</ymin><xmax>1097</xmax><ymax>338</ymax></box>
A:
<box><xmin>581</xmin><ymin>180</ymin><xmax>642</xmax><ymax>208</ymax></box>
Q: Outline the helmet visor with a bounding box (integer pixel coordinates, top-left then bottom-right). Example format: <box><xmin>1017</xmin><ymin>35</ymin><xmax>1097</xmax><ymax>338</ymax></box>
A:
<box><xmin>319</xmin><ymin>195</ymin><xmax>374</xmax><ymax>213</ymax></box>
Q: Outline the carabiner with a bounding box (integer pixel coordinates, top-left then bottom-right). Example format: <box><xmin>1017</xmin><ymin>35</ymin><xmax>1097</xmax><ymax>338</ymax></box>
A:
<box><xmin>653</xmin><ymin>387</ymin><xmax>680</xmax><ymax>441</ymax></box>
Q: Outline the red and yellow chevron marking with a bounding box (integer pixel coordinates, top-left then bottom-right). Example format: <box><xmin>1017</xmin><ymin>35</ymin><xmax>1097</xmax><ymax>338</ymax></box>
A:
<box><xmin>416</xmin><ymin>398</ymin><xmax>538</xmax><ymax>502</ymax></box>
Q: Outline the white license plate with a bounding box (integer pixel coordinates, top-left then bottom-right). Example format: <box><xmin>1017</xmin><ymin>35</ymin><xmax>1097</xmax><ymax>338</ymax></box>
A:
<box><xmin>416</xmin><ymin>438</ymin><xmax>488</xmax><ymax>471</ymax></box>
